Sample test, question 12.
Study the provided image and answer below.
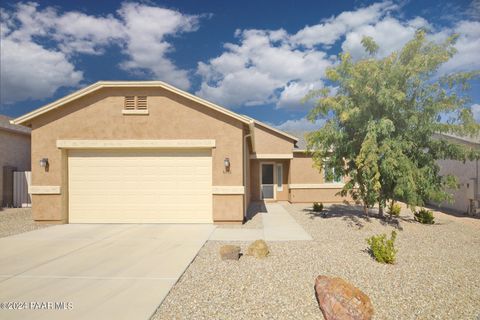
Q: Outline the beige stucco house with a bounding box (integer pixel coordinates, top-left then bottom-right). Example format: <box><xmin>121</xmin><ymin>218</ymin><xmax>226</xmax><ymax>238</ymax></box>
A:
<box><xmin>11</xmin><ymin>81</ymin><xmax>347</xmax><ymax>224</ymax></box>
<box><xmin>1</xmin><ymin>115</ymin><xmax>31</xmax><ymax>207</ymax></box>
<box><xmin>432</xmin><ymin>133</ymin><xmax>480</xmax><ymax>215</ymax></box>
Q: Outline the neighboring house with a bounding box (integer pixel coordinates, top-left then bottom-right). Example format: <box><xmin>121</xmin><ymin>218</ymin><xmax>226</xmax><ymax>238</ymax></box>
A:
<box><xmin>0</xmin><ymin>114</ymin><xmax>31</xmax><ymax>207</ymax></box>
<box><xmin>11</xmin><ymin>81</ymin><xmax>347</xmax><ymax>224</ymax></box>
<box><xmin>433</xmin><ymin>133</ymin><xmax>480</xmax><ymax>215</ymax></box>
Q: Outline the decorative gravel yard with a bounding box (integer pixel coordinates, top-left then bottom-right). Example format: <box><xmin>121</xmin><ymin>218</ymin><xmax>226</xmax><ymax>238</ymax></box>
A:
<box><xmin>0</xmin><ymin>208</ymin><xmax>53</xmax><ymax>238</ymax></box>
<box><xmin>152</xmin><ymin>203</ymin><xmax>480</xmax><ymax>320</ymax></box>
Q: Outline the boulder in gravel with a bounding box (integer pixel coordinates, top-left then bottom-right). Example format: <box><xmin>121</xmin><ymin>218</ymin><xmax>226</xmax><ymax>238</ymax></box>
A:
<box><xmin>246</xmin><ymin>239</ymin><xmax>269</xmax><ymax>258</ymax></box>
<box><xmin>219</xmin><ymin>245</ymin><xmax>241</xmax><ymax>261</ymax></box>
<box><xmin>314</xmin><ymin>275</ymin><xmax>373</xmax><ymax>320</ymax></box>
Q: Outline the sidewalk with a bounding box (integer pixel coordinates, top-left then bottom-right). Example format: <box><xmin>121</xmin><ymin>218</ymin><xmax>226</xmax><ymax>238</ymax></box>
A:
<box><xmin>209</xmin><ymin>202</ymin><xmax>312</xmax><ymax>241</ymax></box>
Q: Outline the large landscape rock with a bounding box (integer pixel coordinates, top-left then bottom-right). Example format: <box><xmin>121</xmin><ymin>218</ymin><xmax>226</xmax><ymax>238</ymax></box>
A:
<box><xmin>246</xmin><ymin>239</ymin><xmax>269</xmax><ymax>258</ymax></box>
<box><xmin>219</xmin><ymin>245</ymin><xmax>241</xmax><ymax>261</ymax></box>
<box><xmin>314</xmin><ymin>275</ymin><xmax>373</xmax><ymax>320</ymax></box>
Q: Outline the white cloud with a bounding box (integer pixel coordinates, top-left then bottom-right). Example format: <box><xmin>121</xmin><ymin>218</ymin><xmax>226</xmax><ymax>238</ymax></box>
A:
<box><xmin>292</xmin><ymin>1</ymin><xmax>398</xmax><ymax>47</ymax></box>
<box><xmin>197</xmin><ymin>1</ymin><xmax>480</xmax><ymax>111</ymax></box>
<box><xmin>194</xmin><ymin>2</ymin><xmax>432</xmax><ymax>110</ymax></box>
<box><xmin>341</xmin><ymin>17</ymin><xmax>429</xmax><ymax>59</ymax></box>
<box><xmin>54</xmin><ymin>12</ymin><xmax>125</xmax><ymax>55</ymax></box>
<box><xmin>117</xmin><ymin>3</ymin><xmax>200</xmax><ymax>89</ymax></box>
<box><xmin>196</xmin><ymin>29</ymin><xmax>332</xmax><ymax>109</ymax></box>
<box><xmin>438</xmin><ymin>21</ymin><xmax>480</xmax><ymax>74</ymax></box>
<box><xmin>0</xmin><ymin>2</ymin><xmax>200</xmax><ymax>104</ymax></box>
<box><xmin>340</xmin><ymin>15</ymin><xmax>479</xmax><ymax>76</ymax></box>
<box><xmin>275</xmin><ymin>117</ymin><xmax>325</xmax><ymax>132</ymax></box>
<box><xmin>277</xmin><ymin>81</ymin><xmax>323</xmax><ymax>110</ymax></box>
<box><xmin>0</xmin><ymin>38</ymin><xmax>82</xmax><ymax>104</ymax></box>
<box><xmin>471</xmin><ymin>104</ymin><xmax>480</xmax><ymax>122</ymax></box>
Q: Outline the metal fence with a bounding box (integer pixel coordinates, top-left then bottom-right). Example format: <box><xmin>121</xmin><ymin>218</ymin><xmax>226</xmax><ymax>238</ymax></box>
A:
<box><xmin>13</xmin><ymin>171</ymin><xmax>31</xmax><ymax>208</ymax></box>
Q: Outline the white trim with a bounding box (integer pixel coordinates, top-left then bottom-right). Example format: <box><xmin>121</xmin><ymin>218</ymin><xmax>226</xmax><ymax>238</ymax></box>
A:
<box><xmin>293</xmin><ymin>149</ymin><xmax>307</xmax><ymax>153</ymax></box>
<box><xmin>12</xmin><ymin>81</ymin><xmax>298</xmax><ymax>145</ymax></box>
<box><xmin>11</xmin><ymin>81</ymin><xmax>250</xmax><ymax>126</ymax></box>
<box><xmin>212</xmin><ymin>186</ymin><xmax>245</xmax><ymax>194</ymax></box>
<box><xmin>29</xmin><ymin>186</ymin><xmax>61</xmax><ymax>194</ymax></box>
<box><xmin>69</xmin><ymin>218</ymin><xmax>213</xmax><ymax>223</ymax></box>
<box><xmin>57</xmin><ymin>139</ymin><xmax>216</xmax><ymax>149</ymax></box>
<box><xmin>122</xmin><ymin>109</ymin><xmax>149</xmax><ymax>115</ymax></box>
<box><xmin>276</xmin><ymin>163</ymin><xmax>283</xmax><ymax>192</ymax></box>
<box><xmin>250</xmin><ymin>119</ymin><xmax>299</xmax><ymax>142</ymax></box>
<box><xmin>250</xmin><ymin>153</ymin><xmax>293</xmax><ymax>159</ymax></box>
<box><xmin>289</xmin><ymin>183</ymin><xmax>345</xmax><ymax>189</ymax></box>
<box><xmin>260</xmin><ymin>162</ymin><xmax>276</xmax><ymax>200</ymax></box>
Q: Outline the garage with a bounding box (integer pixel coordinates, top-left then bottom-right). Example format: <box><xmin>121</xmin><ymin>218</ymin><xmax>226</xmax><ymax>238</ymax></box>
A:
<box><xmin>68</xmin><ymin>149</ymin><xmax>213</xmax><ymax>223</ymax></box>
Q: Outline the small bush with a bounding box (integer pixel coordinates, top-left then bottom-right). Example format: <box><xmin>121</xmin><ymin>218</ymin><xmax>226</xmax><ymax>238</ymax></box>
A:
<box><xmin>414</xmin><ymin>208</ymin><xmax>435</xmax><ymax>224</ymax></box>
<box><xmin>388</xmin><ymin>202</ymin><xmax>401</xmax><ymax>217</ymax></box>
<box><xmin>313</xmin><ymin>202</ymin><xmax>324</xmax><ymax>212</ymax></box>
<box><xmin>366</xmin><ymin>231</ymin><xmax>397</xmax><ymax>264</ymax></box>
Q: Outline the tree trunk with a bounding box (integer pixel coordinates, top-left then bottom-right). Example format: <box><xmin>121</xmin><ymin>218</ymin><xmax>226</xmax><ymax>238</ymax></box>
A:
<box><xmin>378</xmin><ymin>203</ymin><xmax>384</xmax><ymax>217</ymax></box>
<box><xmin>363</xmin><ymin>204</ymin><xmax>369</xmax><ymax>216</ymax></box>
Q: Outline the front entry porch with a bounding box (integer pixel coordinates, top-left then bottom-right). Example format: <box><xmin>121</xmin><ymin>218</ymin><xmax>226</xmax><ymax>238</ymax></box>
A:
<box><xmin>249</xmin><ymin>159</ymin><xmax>290</xmax><ymax>202</ymax></box>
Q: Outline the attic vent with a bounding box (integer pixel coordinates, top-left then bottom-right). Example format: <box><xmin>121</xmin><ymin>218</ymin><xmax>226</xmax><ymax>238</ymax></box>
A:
<box><xmin>136</xmin><ymin>96</ymin><xmax>147</xmax><ymax>110</ymax></box>
<box><xmin>124</xmin><ymin>96</ymin><xmax>136</xmax><ymax>110</ymax></box>
<box><xmin>123</xmin><ymin>96</ymin><xmax>148</xmax><ymax>114</ymax></box>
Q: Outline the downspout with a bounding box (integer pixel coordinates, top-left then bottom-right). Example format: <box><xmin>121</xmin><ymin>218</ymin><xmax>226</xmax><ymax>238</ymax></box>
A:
<box><xmin>243</xmin><ymin>133</ymin><xmax>252</xmax><ymax>219</ymax></box>
<box><xmin>243</xmin><ymin>121</ymin><xmax>256</xmax><ymax>219</ymax></box>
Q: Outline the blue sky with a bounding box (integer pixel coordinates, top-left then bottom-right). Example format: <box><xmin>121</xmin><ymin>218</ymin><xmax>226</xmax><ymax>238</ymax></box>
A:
<box><xmin>1</xmin><ymin>0</ymin><xmax>479</xmax><ymax>131</ymax></box>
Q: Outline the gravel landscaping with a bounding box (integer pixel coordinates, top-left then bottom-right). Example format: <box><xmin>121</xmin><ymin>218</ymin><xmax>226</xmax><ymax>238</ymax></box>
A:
<box><xmin>152</xmin><ymin>203</ymin><xmax>480</xmax><ymax>320</ymax></box>
<box><xmin>0</xmin><ymin>207</ymin><xmax>53</xmax><ymax>238</ymax></box>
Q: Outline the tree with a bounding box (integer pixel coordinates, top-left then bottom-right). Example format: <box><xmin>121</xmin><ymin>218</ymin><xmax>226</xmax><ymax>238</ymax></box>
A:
<box><xmin>305</xmin><ymin>30</ymin><xmax>480</xmax><ymax>216</ymax></box>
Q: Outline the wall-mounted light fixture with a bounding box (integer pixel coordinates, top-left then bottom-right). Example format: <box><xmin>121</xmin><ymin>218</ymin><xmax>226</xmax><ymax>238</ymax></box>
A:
<box><xmin>224</xmin><ymin>157</ymin><xmax>231</xmax><ymax>173</ymax></box>
<box><xmin>39</xmin><ymin>158</ymin><xmax>49</xmax><ymax>168</ymax></box>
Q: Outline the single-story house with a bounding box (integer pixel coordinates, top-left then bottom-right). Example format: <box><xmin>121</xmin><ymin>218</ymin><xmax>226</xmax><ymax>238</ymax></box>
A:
<box><xmin>432</xmin><ymin>133</ymin><xmax>480</xmax><ymax>215</ymax></box>
<box><xmin>1</xmin><ymin>114</ymin><xmax>31</xmax><ymax>207</ymax></box>
<box><xmin>11</xmin><ymin>81</ymin><xmax>347</xmax><ymax>224</ymax></box>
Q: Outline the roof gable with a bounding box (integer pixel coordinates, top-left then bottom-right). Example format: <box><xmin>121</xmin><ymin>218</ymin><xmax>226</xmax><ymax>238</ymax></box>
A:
<box><xmin>11</xmin><ymin>81</ymin><xmax>297</xmax><ymax>142</ymax></box>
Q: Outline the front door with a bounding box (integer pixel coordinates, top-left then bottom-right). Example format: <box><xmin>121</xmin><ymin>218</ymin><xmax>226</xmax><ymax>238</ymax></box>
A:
<box><xmin>261</xmin><ymin>163</ymin><xmax>275</xmax><ymax>200</ymax></box>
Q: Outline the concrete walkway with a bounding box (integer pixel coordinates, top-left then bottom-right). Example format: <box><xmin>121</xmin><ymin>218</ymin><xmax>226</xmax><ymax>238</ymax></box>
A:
<box><xmin>0</xmin><ymin>224</ymin><xmax>215</xmax><ymax>320</ymax></box>
<box><xmin>210</xmin><ymin>202</ymin><xmax>312</xmax><ymax>241</ymax></box>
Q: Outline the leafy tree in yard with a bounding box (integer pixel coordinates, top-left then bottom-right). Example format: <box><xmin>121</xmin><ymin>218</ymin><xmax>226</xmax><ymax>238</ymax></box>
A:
<box><xmin>305</xmin><ymin>30</ymin><xmax>480</xmax><ymax>215</ymax></box>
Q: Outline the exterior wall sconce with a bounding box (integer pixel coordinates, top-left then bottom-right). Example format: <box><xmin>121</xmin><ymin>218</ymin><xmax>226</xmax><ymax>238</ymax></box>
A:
<box><xmin>224</xmin><ymin>157</ymin><xmax>231</xmax><ymax>173</ymax></box>
<box><xmin>39</xmin><ymin>158</ymin><xmax>49</xmax><ymax>168</ymax></box>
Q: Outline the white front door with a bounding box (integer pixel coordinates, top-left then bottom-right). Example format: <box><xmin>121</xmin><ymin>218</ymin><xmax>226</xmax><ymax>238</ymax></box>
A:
<box><xmin>260</xmin><ymin>163</ymin><xmax>275</xmax><ymax>200</ymax></box>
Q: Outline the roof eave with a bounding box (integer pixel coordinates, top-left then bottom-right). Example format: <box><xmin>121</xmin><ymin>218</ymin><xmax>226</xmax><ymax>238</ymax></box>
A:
<box><xmin>11</xmin><ymin>81</ymin><xmax>301</xmax><ymax>143</ymax></box>
<box><xmin>11</xmin><ymin>81</ymin><xmax>252</xmax><ymax>126</ymax></box>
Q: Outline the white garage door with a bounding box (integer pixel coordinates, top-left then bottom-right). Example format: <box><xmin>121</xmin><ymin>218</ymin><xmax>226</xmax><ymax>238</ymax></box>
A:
<box><xmin>68</xmin><ymin>149</ymin><xmax>212</xmax><ymax>223</ymax></box>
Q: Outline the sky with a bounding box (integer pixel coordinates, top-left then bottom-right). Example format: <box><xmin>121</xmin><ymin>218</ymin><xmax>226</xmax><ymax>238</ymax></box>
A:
<box><xmin>1</xmin><ymin>0</ymin><xmax>479</xmax><ymax>131</ymax></box>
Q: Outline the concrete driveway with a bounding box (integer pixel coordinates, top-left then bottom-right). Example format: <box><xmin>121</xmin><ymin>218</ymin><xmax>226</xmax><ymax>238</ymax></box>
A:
<box><xmin>0</xmin><ymin>224</ymin><xmax>215</xmax><ymax>320</ymax></box>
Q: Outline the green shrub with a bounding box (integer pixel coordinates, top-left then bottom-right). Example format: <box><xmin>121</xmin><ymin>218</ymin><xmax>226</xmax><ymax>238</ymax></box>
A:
<box><xmin>414</xmin><ymin>208</ymin><xmax>435</xmax><ymax>224</ymax></box>
<box><xmin>366</xmin><ymin>231</ymin><xmax>397</xmax><ymax>264</ymax></box>
<box><xmin>313</xmin><ymin>202</ymin><xmax>324</xmax><ymax>212</ymax></box>
<box><xmin>388</xmin><ymin>202</ymin><xmax>401</xmax><ymax>217</ymax></box>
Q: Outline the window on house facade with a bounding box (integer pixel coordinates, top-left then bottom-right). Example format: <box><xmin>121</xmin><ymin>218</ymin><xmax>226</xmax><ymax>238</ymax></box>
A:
<box><xmin>276</xmin><ymin>163</ymin><xmax>283</xmax><ymax>191</ymax></box>
<box><xmin>324</xmin><ymin>163</ymin><xmax>342</xmax><ymax>183</ymax></box>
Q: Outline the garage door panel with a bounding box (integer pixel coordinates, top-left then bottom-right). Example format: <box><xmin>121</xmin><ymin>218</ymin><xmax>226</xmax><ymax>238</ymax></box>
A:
<box><xmin>68</xmin><ymin>149</ymin><xmax>213</xmax><ymax>223</ymax></box>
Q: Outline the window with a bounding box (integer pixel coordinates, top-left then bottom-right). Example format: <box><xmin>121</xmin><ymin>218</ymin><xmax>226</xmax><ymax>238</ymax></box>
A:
<box><xmin>276</xmin><ymin>163</ymin><xmax>283</xmax><ymax>191</ymax></box>
<box><xmin>123</xmin><ymin>96</ymin><xmax>148</xmax><ymax>114</ymax></box>
<box><xmin>324</xmin><ymin>163</ymin><xmax>342</xmax><ymax>183</ymax></box>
